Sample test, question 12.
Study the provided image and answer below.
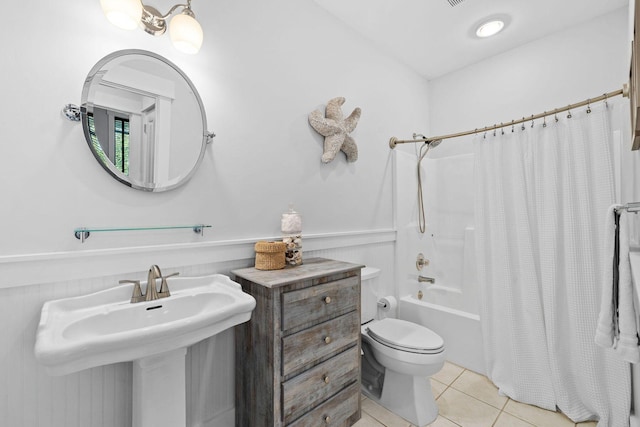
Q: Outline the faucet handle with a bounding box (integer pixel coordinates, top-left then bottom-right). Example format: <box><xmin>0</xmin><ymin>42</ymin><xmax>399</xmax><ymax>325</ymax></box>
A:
<box><xmin>120</xmin><ymin>279</ymin><xmax>144</xmax><ymax>303</ymax></box>
<box><xmin>158</xmin><ymin>272</ymin><xmax>179</xmax><ymax>298</ymax></box>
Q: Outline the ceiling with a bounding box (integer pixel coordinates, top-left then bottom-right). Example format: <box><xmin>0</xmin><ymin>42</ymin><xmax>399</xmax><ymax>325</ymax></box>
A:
<box><xmin>313</xmin><ymin>0</ymin><xmax>629</xmax><ymax>80</ymax></box>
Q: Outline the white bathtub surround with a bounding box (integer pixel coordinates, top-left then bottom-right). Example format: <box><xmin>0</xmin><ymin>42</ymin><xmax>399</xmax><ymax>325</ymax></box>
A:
<box><xmin>397</xmin><ymin>152</ymin><xmax>479</xmax><ymax>315</ymax></box>
<box><xmin>474</xmin><ymin>101</ymin><xmax>630</xmax><ymax>425</ymax></box>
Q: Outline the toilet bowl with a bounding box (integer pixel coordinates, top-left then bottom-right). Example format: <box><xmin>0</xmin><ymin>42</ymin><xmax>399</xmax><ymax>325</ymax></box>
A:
<box><xmin>359</xmin><ymin>266</ymin><xmax>445</xmax><ymax>427</ymax></box>
<box><xmin>361</xmin><ymin>318</ymin><xmax>445</xmax><ymax>426</ymax></box>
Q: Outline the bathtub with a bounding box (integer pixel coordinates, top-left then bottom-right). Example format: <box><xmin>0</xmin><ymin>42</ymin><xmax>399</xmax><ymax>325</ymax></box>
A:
<box><xmin>398</xmin><ymin>295</ymin><xmax>485</xmax><ymax>375</ymax></box>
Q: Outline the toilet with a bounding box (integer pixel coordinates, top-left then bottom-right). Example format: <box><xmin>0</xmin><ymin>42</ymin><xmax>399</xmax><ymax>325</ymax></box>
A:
<box><xmin>360</xmin><ymin>267</ymin><xmax>446</xmax><ymax>427</ymax></box>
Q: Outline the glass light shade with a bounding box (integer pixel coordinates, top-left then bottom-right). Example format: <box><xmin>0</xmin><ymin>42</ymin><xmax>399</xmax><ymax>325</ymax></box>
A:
<box><xmin>476</xmin><ymin>20</ymin><xmax>504</xmax><ymax>38</ymax></box>
<box><xmin>170</xmin><ymin>13</ymin><xmax>203</xmax><ymax>54</ymax></box>
<box><xmin>100</xmin><ymin>0</ymin><xmax>142</xmax><ymax>30</ymax></box>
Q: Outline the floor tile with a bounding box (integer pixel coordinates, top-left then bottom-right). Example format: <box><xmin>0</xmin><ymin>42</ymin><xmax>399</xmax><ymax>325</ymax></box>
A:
<box><xmin>431</xmin><ymin>378</ymin><xmax>447</xmax><ymax>399</ymax></box>
<box><xmin>362</xmin><ymin>398</ymin><xmax>412</xmax><ymax>427</ymax></box>
<box><xmin>426</xmin><ymin>416</ymin><xmax>461</xmax><ymax>426</ymax></box>
<box><xmin>450</xmin><ymin>370</ymin><xmax>507</xmax><ymax>409</ymax></box>
<box><xmin>352</xmin><ymin>411</ymin><xmax>386</xmax><ymax>426</ymax></box>
<box><xmin>493</xmin><ymin>412</ymin><xmax>534</xmax><ymax>427</ymax></box>
<box><xmin>432</xmin><ymin>362</ymin><xmax>465</xmax><ymax>385</ymax></box>
<box><xmin>437</xmin><ymin>387</ymin><xmax>500</xmax><ymax>427</ymax></box>
<box><xmin>503</xmin><ymin>399</ymin><xmax>574</xmax><ymax>427</ymax></box>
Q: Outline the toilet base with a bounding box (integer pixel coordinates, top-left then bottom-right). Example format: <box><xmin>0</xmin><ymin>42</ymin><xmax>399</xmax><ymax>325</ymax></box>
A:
<box><xmin>367</xmin><ymin>369</ymin><xmax>438</xmax><ymax>427</ymax></box>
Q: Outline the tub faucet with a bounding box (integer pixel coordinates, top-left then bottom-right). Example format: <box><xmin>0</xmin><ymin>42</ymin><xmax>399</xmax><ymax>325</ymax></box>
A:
<box><xmin>418</xmin><ymin>275</ymin><xmax>435</xmax><ymax>284</ymax></box>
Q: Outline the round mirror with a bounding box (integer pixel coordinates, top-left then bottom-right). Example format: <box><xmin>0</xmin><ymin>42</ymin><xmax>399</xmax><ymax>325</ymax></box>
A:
<box><xmin>81</xmin><ymin>50</ymin><xmax>210</xmax><ymax>192</ymax></box>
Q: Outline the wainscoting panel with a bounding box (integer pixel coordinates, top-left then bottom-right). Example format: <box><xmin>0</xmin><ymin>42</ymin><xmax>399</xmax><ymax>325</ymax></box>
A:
<box><xmin>0</xmin><ymin>230</ymin><xmax>395</xmax><ymax>427</ymax></box>
<box><xmin>0</xmin><ymin>277</ymin><xmax>133</xmax><ymax>427</ymax></box>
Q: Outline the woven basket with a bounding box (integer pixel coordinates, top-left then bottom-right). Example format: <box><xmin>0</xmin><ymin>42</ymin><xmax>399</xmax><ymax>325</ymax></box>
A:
<box><xmin>254</xmin><ymin>241</ymin><xmax>286</xmax><ymax>270</ymax></box>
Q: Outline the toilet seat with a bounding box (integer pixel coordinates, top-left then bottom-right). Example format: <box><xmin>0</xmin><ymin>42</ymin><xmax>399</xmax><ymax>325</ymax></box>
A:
<box><xmin>366</xmin><ymin>318</ymin><xmax>444</xmax><ymax>354</ymax></box>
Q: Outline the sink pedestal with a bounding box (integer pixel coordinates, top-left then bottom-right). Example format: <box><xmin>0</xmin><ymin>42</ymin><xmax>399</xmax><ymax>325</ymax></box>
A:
<box><xmin>133</xmin><ymin>348</ymin><xmax>187</xmax><ymax>427</ymax></box>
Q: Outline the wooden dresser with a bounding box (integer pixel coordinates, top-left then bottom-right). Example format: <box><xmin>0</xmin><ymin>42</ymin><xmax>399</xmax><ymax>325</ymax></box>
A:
<box><xmin>232</xmin><ymin>258</ymin><xmax>363</xmax><ymax>427</ymax></box>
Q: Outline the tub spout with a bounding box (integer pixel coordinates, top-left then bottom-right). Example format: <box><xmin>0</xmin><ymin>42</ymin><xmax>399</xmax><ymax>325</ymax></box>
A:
<box><xmin>418</xmin><ymin>275</ymin><xmax>435</xmax><ymax>284</ymax></box>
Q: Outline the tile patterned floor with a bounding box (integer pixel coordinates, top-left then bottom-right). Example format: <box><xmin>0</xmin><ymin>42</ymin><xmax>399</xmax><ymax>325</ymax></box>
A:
<box><xmin>353</xmin><ymin>361</ymin><xmax>599</xmax><ymax>427</ymax></box>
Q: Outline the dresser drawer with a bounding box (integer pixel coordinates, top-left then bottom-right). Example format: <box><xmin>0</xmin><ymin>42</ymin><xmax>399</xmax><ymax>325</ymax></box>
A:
<box><xmin>282</xmin><ymin>346</ymin><xmax>359</xmax><ymax>424</ymax></box>
<box><xmin>282</xmin><ymin>275</ymin><xmax>359</xmax><ymax>332</ymax></box>
<box><xmin>287</xmin><ymin>382</ymin><xmax>360</xmax><ymax>427</ymax></box>
<box><xmin>282</xmin><ymin>311</ymin><xmax>359</xmax><ymax>376</ymax></box>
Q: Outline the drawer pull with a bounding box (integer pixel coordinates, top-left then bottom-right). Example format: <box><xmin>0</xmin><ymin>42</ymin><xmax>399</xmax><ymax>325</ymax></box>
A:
<box><xmin>323</xmin><ymin>296</ymin><xmax>332</xmax><ymax>304</ymax></box>
<box><xmin>324</xmin><ymin>336</ymin><xmax>332</xmax><ymax>344</ymax></box>
<box><xmin>324</xmin><ymin>415</ymin><xmax>331</xmax><ymax>424</ymax></box>
<box><xmin>323</xmin><ymin>375</ymin><xmax>330</xmax><ymax>384</ymax></box>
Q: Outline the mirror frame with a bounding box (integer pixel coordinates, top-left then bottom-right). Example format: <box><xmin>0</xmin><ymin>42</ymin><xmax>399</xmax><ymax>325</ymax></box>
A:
<box><xmin>80</xmin><ymin>49</ymin><xmax>209</xmax><ymax>192</ymax></box>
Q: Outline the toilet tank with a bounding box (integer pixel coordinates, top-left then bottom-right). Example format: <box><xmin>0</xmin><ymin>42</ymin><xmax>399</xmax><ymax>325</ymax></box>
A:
<box><xmin>361</xmin><ymin>267</ymin><xmax>381</xmax><ymax>323</ymax></box>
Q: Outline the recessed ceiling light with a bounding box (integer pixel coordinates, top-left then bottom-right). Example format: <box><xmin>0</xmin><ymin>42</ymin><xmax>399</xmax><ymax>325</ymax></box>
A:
<box><xmin>476</xmin><ymin>19</ymin><xmax>505</xmax><ymax>38</ymax></box>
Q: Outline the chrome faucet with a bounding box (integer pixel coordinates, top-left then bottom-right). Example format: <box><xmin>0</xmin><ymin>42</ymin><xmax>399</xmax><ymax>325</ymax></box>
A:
<box><xmin>418</xmin><ymin>275</ymin><xmax>435</xmax><ymax>284</ymax></box>
<box><xmin>120</xmin><ymin>265</ymin><xmax>179</xmax><ymax>304</ymax></box>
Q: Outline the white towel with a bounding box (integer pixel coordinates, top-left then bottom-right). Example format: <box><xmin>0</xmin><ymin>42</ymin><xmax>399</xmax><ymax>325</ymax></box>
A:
<box><xmin>595</xmin><ymin>204</ymin><xmax>640</xmax><ymax>363</ymax></box>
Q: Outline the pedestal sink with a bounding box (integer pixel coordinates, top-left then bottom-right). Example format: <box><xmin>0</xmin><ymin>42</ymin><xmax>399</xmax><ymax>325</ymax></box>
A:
<box><xmin>34</xmin><ymin>273</ymin><xmax>256</xmax><ymax>427</ymax></box>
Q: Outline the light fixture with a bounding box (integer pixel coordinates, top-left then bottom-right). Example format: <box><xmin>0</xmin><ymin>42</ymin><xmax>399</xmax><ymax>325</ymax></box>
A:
<box><xmin>475</xmin><ymin>19</ymin><xmax>505</xmax><ymax>38</ymax></box>
<box><xmin>100</xmin><ymin>0</ymin><xmax>143</xmax><ymax>30</ymax></box>
<box><xmin>100</xmin><ymin>0</ymin><xmax>204</xmax><ymax>54</ymax></box>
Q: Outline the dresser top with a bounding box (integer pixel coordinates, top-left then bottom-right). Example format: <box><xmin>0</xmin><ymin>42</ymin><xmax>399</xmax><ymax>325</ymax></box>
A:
<box><xmin>231</xmin><ymin>257</ymin><xmax>364</xmax><ymax>288</ymax></box>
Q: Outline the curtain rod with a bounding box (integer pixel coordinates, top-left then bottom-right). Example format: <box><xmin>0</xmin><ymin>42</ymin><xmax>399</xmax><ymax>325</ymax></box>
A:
<box><xmin>388</xmin><ymin>86</ymin><xmax>627</xmax><ymax>149</ymax></box>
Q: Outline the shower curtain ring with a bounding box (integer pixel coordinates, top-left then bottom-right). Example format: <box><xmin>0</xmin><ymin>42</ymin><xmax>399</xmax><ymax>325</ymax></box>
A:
<box><xmin>604</xmin><ymin>93</ymin><xmax>609</xmax><ymax>108</ymax></box>
<box><xmin>521</xmin><ymin>117</ymin><xmax>525</xmax><ymax>131</ymax></box>
<box><xmin>543</xmin><ymin>113</ymin><xmax>547</xmax><ymax>128</ymax></box>
<box><xmin>555</xmin><ymin>110</ymin><xmax>559</xmax><ymax>122</ymax></box>
<box><xmin>531</xmin><ymin>115</ymin><xmax>534</xmax><ymax>128</ymax></box>
<box><xmin>567</xmin><ymin>106</ymin><xmax>572</xmax><ymax>119</ymax></box>
<box><xmin>493</xmin><ymin>125</ymin><xmax>496</xmax><ymax>137</ymax></box>
<box><xmin>586</xmin><ymin>99</ymin><xmax>591</xmax><ymax>114</ymax></box>
<box><xmin>501</xmin><ymin>123</ymin><xmax>504</xmax><ymax>135</ymax></box>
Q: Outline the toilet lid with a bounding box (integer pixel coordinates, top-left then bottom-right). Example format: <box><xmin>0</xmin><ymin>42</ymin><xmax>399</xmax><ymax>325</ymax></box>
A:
<box><xmin>367</xmin><ymin>318</ymin><xmax>444</xmax><ymax>354</ymax></box>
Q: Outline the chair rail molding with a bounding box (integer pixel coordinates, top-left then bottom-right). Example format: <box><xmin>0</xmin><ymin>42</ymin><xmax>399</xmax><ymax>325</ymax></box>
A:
<box><xmin>0</xmin><ymin>229</ymin><xmax>396</xmax><ymax>288</ymax></box>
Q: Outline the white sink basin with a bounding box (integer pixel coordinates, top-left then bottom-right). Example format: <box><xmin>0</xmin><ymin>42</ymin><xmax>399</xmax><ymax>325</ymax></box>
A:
<box><xmin>34</xmin><ymin>274</ymin><xmax>256</xmax><ymax>376</ymax></box>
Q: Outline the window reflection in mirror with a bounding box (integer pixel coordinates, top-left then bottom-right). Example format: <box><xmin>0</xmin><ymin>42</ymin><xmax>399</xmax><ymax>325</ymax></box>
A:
<box><xmin>88</xmin><ymin>112</ymin><xmax>130</xmax><ymax>175</ymax></box>
<box><xmin>81</xmin><ymin>50</ymin><xmax>208</xmax><ymax>192</ymax></box>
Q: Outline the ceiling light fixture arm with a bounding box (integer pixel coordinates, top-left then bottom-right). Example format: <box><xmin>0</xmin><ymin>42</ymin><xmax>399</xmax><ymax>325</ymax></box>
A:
<box><xmin>146</xmin><ymin>0</ymin><xmax>193</xmax><ymax>20</ymax></box>
<box><xmin>140</xmin><ymin>0</ymin><xmax>196</xmax><ymax>37</ymax></box>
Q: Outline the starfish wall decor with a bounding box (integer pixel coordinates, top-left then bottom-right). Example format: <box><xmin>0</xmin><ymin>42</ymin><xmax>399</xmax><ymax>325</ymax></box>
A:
<box><xmin>308</xmin><ymin>97</ymin><xmax>361</xmax><ymax>163</ymax></box>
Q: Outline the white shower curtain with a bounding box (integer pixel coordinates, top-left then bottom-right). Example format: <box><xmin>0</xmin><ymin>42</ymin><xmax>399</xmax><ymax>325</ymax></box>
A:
<box><xmin>474</xmin><ymin>102</ymin><xmax>631</xmax><ymax>426</ymax></box>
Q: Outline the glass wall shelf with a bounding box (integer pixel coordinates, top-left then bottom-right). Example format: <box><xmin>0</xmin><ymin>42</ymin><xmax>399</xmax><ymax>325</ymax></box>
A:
<box><xmin>74</xmin><ymin>224</ymin><xmax>212</xmax><ymax>243</ymax></box>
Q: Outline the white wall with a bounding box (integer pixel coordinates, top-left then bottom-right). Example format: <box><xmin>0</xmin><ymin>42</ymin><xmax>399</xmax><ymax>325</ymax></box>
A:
<box><xmin>0</xmin><ymin>0</ymin><xmax>430</xmax><ymax>426</ymax></box>
<box><xmin>0</xmin><ymin>0</ymin><xmax>429</xmax><ymax>259</ymax></box>
<box><xmin>429</xmin><ymin>7</ymin><xmax>630</xmax><ymax>158</ymax></box>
